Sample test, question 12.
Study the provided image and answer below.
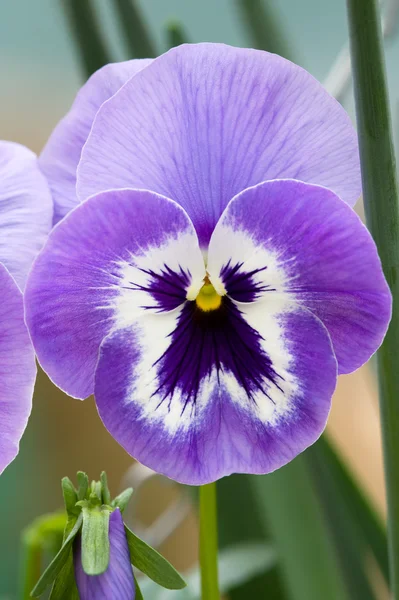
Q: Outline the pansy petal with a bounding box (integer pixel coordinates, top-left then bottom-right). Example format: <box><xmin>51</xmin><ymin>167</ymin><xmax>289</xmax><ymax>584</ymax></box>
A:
<box><xmin>0</xmin><ymin>141</ymin><xmax>53</xmax><ymax>289</ymax></box>
<box><xmin>78</xmin><ymin>43</ymin><xmax>360</xmax><ymax>246</ymax></box>
<box><xmin>95</xmin><ymin>295</ymin><xmax>336</xmax><ymax>485</ymax></box>
<box><xmin>207</xmin><ymin>179</ymin><xmax>391</xmax><ymax>374</ymax></box>
<box><xmin>74</xmin><ymin>509</ymin><xmax>135</xmax><ymax>600</ymax></box>
<box><xmin>0</xmin><ymin>263</ymin><xmax>36</xmax><ymax>474</ymax></box>
<box><xmin>40</xmin><ymin>59</ymin><xmax>152</xmax><ymax>224</ymax></box>
<box><xmin>25</xmin><ymin>189</ymin><xmax>205</xmax><ymax>399</ymax></box>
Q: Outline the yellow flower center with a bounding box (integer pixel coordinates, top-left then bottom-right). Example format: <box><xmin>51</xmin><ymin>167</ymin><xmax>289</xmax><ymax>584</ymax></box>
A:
<box><xmin>195</xmin><ymin>279</ymin><xmax>222</xmax><ymax>312</ymax></box>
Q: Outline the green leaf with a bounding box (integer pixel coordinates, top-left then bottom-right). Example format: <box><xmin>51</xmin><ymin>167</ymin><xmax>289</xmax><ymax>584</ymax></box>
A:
<box><xmin>347</xmin><ymin>0</ymin><xmax>399</xmax><ymax>595</ymax></box>
<box><xmin>101</xmin><ymin>472</ymin><xmax>111</xmax><ymax>505</ymax></box>
<box><xmin>61</xmin><ymin>478</ymin><xmax>78</xmax><ymax>518</ymax></box>
<box><xmin>166</xmin><ymin>20</ymin><xmax>188</xmax><ymax>48</ymax></box>
<box><xmin>61</xmin><ymin>0</ymin><xmax>112</xmax><ymax>79</ymax></box>
<box><xmin>31</xmin><ymin>513</ymin><xmax>83</xmax><ymax>598</ymax></box>
<box><xmin>76</xmin><ymin>472</ymin><xmax>89</xmax><ymax>501</ymax></box>
<box><xmin>112</xmin><ymin>487</ymin><xmax>133</xmax><ymax>513</ymax></box>
<box><xmin>252</xmin><ymin>457</ymin><xmax>349</xmax><ymax>600</ymax></box>
<box><xmin>49</xmin><ymin>551</ymin><xmax>79</xmax><ymax>600</ymax></box>
<box><xmin>236</xmin><ymin>0</ymin><xmax>293</xmax><ymax>58</ymax></box>
<box><xmin>125</xmin><ymin>525</ymin><xmax>186</xmax><ymax>589</ymax></box>
<box><xmin>80</xmin><ymin>505</ymin><xmax>111</xmax><ymax>575</ymax></box>
<box><xmin>312</xmin><ymin>436</ymin><xmax>388</xmax><ymax>582</ymax></box>
<box><xmin>139</xmin><ymin>543</ymin><xmax>276</xmax><ymax>600</ymax></box>
<box><xmin>306</xmin><ymin>439</ymin><xmax>378</xmax><ymax>600</ymax></box>
<box><xmin>113</xmin><ymin>0</ymin><xmax>157</xmax><ymax>58</ymax></box>
<box><xmin>217</xmin><ymin>475</ymin><xmax>285</xmax><ymax>599</ymax></box>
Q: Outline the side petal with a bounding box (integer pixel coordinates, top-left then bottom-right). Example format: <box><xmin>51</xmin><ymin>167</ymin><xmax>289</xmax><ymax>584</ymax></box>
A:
<box><xmin>39</xmin><ymin>59</ymin><xmax>152</xmax><ymax>224</ymax></box>
<box><xmin>25</xmin><ymin>189</ymin><xmax>205</xmax><ymax>399</ymax></box>
<box><xmin>95</xmin><ymin>296</ymin><xmax>336</xmax><ymax>485</ymax></box>
<box><xmin>74</xmin><ymin>509</ymin><xmax>135</xmax><ymax>600</ymax></box>
<box><xmin>0</xmin><ymin>141</ymin><xmax>53</xmax><ymax>289</ymax></box>
<box><xmin>207</xmin><ymin>179</ymin><xmax>391</xmax><ymax>374</ymax></box>
<box><xmin>78</xmin><ymin>43</ymin><xmax>360</xmax><ymax>246</ymax></box>
<box><xmin>0</xmin><ymin>263</ymin><xmax>36</xmax><ymax>474</ymax></box>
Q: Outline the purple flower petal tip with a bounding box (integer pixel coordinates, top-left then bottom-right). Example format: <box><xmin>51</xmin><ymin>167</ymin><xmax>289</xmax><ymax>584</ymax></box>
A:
<box><xmin>0</xmin><ymin>263</ymin><xmax>36</xmax><ymax>475</ymax></box>
<box><xmin>0</xmin><ymin>140</ymin><xmax>53</xmax><ymax>289</ymax></box>
<box><xmin>39</xmin><ymin>59</ymin><xmax>152</xmax><ymax>224</ymax></box>
<box><xmin>74</xmin><ymin>509</ymin><xmax>135</xmax><ymax>600</ymax></box>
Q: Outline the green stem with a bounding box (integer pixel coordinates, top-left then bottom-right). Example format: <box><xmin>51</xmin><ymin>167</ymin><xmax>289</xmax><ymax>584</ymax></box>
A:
<box><xmin>346</xmin><ymin>0</ymin><xmax>399</xmax><ymax>595</ymax></box>
<box><xmin>199</xmin><ymin>483</ymin><xmax>219</xmax><ymax>600</ymax></box>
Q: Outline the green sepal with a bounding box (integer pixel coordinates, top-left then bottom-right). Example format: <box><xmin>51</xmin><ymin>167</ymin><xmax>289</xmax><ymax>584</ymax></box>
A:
<box><xmin>31</xmin><ymin>513</ymin><xmax>83</xmax><ymax>598</ymax></box>
<box><xmin>101</xmin><ymin>471</ymin><xmax>111</xmax><ymax>505</ymax></box>
<box><xmin>80</xmin><ymin>504</ymin><xmax>111</xmax><ymax>575</ymax></box>
<box><xmin>61</xmin><ymin>478</ymin><xmax>79</xmax><ymax>518</ymax></box>
<box><xmin>112</xmin><ymin>487</ymin><xmax>133</xmax><ymax>513</ymax></box>
<box><xmin>76</xmin><ymin>472</ymin><xmax>89</xmax><ymax>501</ymax></box>
<box><xmin>49</xmin><ymin>550</ymin><xmax>79</xmax><ymax>600</ymax></box>
<box><xmin>134</xmin><ymin>575</ymin><xmax>144</xmax><ymax>600</ymax></box>
<box><xmin>124</xmin><ymin>525</ymin><xmax>186</xmax><ymax>590</ymax></box>
<box><xmin>89</xmin><ymin>480</ymin><xmax>102</xmax><ymax>505</ymax></box>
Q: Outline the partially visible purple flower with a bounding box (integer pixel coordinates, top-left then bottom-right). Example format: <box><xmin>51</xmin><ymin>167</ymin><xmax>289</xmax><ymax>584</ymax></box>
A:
<box><xmin>40</xmin><ymin>59</ymin><xmax>151</xmax><ymax>224</ymax></box>
<box><xmin>25</xmin><ymin>44</ymin><xmax>391</xmax><ymax>484</ymax></box>
<box><xmin>0</xmin><ymin>140</ymin><xmax>52</xmax><ymax>474</ymax></box>
<box><xmin>74</xmin><ymin>509</ymin><xmax>135</xmax><ymax>600</ymax></box>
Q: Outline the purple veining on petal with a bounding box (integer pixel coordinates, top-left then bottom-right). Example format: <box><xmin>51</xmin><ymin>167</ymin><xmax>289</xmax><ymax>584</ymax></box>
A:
<box><xmin>220</xmin><ymin>260</ymin><xmax>275</xmax><ymax>302</ymax></box>
<box><xmin>153</xmin><ymin>297</ymin><xmax>283</xmax><ymax>413</ymax></box>
<box><xmin>124</xmin><ymin>264</ymin><xmax>191</xmax><ymax>312</ymax></box>
<box><xmin>78</xmin><ymin>43</ymin><xmax>361</xmax><ymax>245</ymax></box>
<box><xmin>95</xmin><ymin>305</ymin><xmax>336</xmax><ymax>485</ymax></box>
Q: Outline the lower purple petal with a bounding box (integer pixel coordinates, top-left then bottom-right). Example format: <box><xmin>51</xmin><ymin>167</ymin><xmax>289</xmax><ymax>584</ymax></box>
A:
<box><xmin>95</xmin><ymin>299</ymin><xmax>336</xmax><ymax>485</ymax></box>
<box><xmin>0</xmin><ymin>263</ymin><xmax>36</xmax><ymax>474</ymax></box>
<box><xmin>74</xmin><ymin>509</ymin><xmax>135</xmax><ymax>600</ymax></box>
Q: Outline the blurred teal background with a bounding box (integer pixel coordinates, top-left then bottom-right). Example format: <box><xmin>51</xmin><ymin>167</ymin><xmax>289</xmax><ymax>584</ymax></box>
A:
<box><xmin>0</xmin><ymin>1</ymin><xmax>398</xmax><ymax>597</ymax></box>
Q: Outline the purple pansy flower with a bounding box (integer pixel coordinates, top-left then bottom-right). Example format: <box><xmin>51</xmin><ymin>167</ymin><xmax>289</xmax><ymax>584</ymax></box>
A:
<box><xmin>73</xmin><ymin>509</ymin><xmax>135</xmax><ymax>600</ymax></box>
<box><xmin>0</xmin><ymin>140</ymin><xmax>52</xmax><ymax>474</ymax></box>
<box><xmin>25</xmin><ymin>44</ymin><xmax>391</xmax><ymax>484</ymax></box>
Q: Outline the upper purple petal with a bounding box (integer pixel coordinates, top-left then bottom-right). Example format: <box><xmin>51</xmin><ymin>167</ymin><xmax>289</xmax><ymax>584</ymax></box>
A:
<box><xmin>77</xmin><ymin>43</ymin><xmax>361</xmax><ymax>246</ymax></box>
<box><xmin>74</xmin><ymin>509</ymin><xmax>135</xmax><ymax>600</ymax></box>
<box><xmin>207</xmin><ymin>179</ymin><xmax>391</xmax><ymax>374</ymax></box>
<box><xmin>0</xmin><ymin>263</ymin><xmax>36</xmax><ymax>474</ymax></box>
<box><xmin>0</xmin><ymin>141</ymin><xmax>53</xmax><ymax>289</ymax></box>
<box><xmin>39</xmin><ymin>59</ymin><xmax>152</xmax><ymax>224</ymax></box>
<box><xmin>24</xmin><ymin>189</ymin><xmax>205</xmax><ymax>399</ymax></box>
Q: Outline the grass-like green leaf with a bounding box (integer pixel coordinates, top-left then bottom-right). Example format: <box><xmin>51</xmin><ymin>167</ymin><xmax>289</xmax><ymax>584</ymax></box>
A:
<box><xmin>306</xmin><ymin>438</ymin><xmax>378</xmax><ymax>599</ymax></box>
<box><xmin>31</xmin><ymin>513</ymin><xmax>83</xmax><ymax>598</ymax></box>
<box><xmin>113</xmin><ymin>0</ymin><xmax>157</xmax><ymax>58</ymax></box>
<box><xmin>61</xmin><ymin>0</ymin><xmax>112</xmax><ymax>79</ymax></box>
<box><xmin>252</xmin><ymin>457</ymin><xmax>349</xmax><ymax>600</ymax></box>
<box><xmin>347</xmin><ymin>0</ymin><xmax>399</xmax><ymax>594</ymax></box>
<box><xmin>125</xmin><ymin>525</ymin><xmax>186</xmax><ymax>590</ymax></box>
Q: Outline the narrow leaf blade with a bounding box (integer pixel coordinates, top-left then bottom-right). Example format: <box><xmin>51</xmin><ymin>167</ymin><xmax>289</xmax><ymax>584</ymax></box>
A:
<box><xmin>31</xmin><ymin>513</ymin><xmax>83</xmax><ymax>598</ymax></box>
<box><xmin>125</xmin><ymin>525</ymin><xmax>186</xmax><ymax>589</ymax></box>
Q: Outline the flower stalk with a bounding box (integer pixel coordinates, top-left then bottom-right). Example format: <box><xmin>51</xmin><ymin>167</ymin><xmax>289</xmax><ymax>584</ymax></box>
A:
<box><xmin>199</xmin><ymin>483</ymin><xmax>220</xmax><ymax>600</ymax></box>
<box><xmin>346</xmin><ymin>0</ymin><xmax>399</xmax><ymax>595</ymax></box>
